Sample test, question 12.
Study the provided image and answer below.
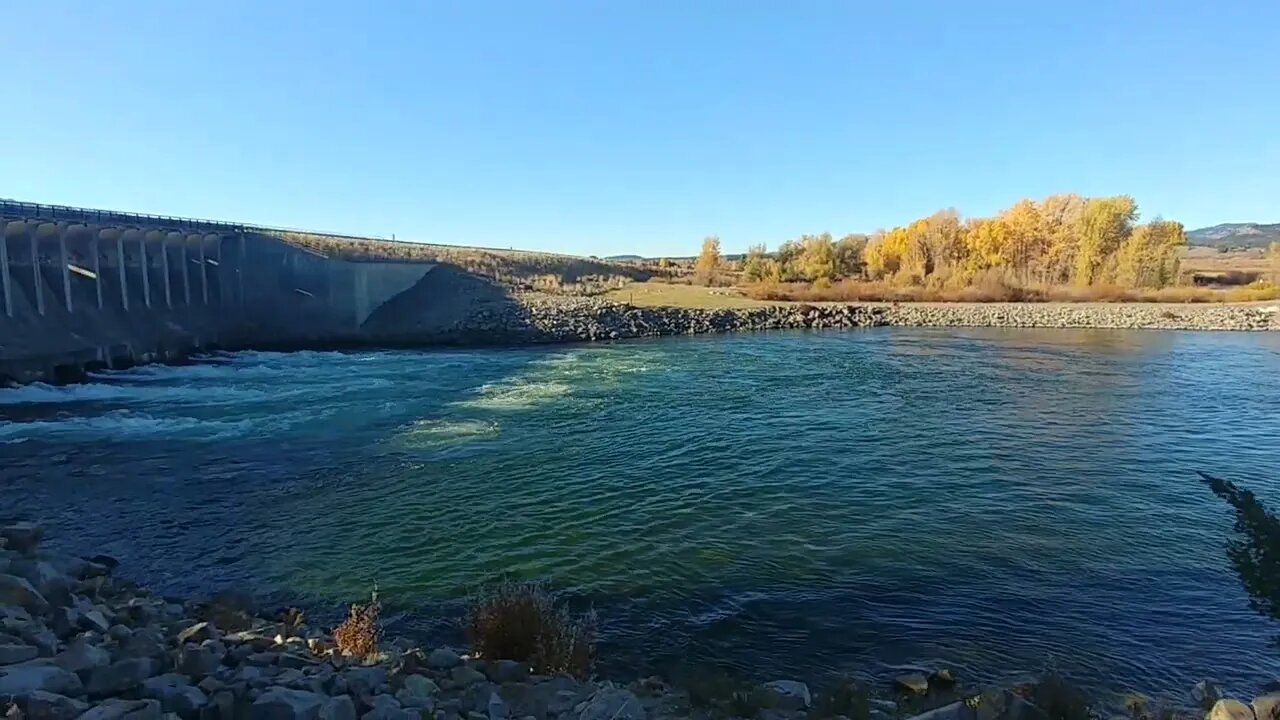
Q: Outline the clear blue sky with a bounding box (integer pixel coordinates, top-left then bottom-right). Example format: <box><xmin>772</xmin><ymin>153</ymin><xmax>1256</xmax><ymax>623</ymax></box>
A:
<box><xmin>2</xmin><ymin>1</ymin><xmax>1277</xmax><ymax>257</ymax></box>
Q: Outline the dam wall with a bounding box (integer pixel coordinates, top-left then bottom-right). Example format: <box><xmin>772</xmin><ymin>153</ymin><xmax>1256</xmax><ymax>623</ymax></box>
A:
<box><xmin>0</xmin><ymin>202</ymin><xmax>436</xmax><ymax>384</ymax></box>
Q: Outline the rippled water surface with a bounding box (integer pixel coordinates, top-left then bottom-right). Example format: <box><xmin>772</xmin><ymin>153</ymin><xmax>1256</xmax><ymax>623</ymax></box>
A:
<box><xmin>3</xmin><ymin>328</ymin><xmax>1280</xmax><ymax>696</ymax></box>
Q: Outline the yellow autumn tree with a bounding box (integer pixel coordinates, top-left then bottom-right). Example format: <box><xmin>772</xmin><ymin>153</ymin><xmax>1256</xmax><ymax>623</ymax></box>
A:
<box><xmin>870</xmin><ymin>228</ymin><xmax>912</xmax><ymax>281</ymax></box>
<box><xmin>1115</xmin><ymin>219</ymin><xmax>1186</xmax><ymax>288</ymax></box>
<box><xmin>1269</xmin><ymin>242</ymin><xmax>1280</xmax><ymax>284</ymax></box>
<box><xmin>694</xmin><ymin>236</ymin><xmax>721</xmax><ymax>286</ymax></box>
<box><xmin>1000</xmin><ymin>199</ymin><xmax>1048</xmax><ymax>282</ymax></box>
<box><xmin>963</xmin><ymin>217</ymin><xmax>1013</xmax><ymax>274</ymax></box>
<box><xmin>1039</xmin><ymin>193</ymin><xmax>1086</xmax><ymax>284</ymax></box>
<box><xmin>1073</xmin><ymin>196</ymin><xmax>1137</xmax><ymax>286</ymax></box>
<box><xmin>920</xmin><ymin>210</ymin><xmax>966</xmax><ymax>280</ymax></box>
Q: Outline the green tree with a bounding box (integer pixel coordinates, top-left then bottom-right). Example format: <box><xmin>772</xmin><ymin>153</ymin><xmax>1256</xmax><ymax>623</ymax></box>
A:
<box><xmin>742</xmin><ymin>244</ymin><xmax>769</xmax><ymax>282</ymax></box>
<box><xmin>695</xmin><ymin>236</ymin><xmax>721</xmax><ymax>286</ymax></box>
<box><xmin>835</xmin><ymin>234</ymin><xmax>868</xmax><ymax>278</ymax></box>
<box><xmin>774</xmin><ymin>239</ymin><xmax>803</xmax><ymax>281</ymax></box>
<box><xmin>798</xmin><ymin>233</ymin><xmax>837</xmax><ymax>281</ymax></box>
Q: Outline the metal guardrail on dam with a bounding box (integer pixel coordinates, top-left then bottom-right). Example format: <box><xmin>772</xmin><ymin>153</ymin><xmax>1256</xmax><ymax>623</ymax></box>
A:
<box><xmin>0</xmin><ymin>198</ymin><xmax>599</xmax><ymax>261</ymax></box>
<box><xmin>0</xmin><ymin>199</ymin><xmax>248</xmax><ymax>233</ymax></box>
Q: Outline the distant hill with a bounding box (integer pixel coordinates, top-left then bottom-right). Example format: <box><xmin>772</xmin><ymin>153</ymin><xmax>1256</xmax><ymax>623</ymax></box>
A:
<box><xmin>1187</xmin><ymin>223</ymin><xmax>1280</xmax><ymax>249</ymax></box>
<box><xmin>604</xmin><ymin>254</ymin><xmax>646</xmax><ymax>262</ymax></box>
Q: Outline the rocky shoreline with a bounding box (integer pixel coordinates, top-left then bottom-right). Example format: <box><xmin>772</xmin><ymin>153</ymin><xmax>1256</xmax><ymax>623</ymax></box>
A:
<box><xmin>473</xmin><ymin>298</ymin><xmax>1280</xmax><ymax>344</ymax></box>
<box><xmin>2</xmin><ymin>524</ymin><xmax>1275</xmax><ymax>720</ymax></box>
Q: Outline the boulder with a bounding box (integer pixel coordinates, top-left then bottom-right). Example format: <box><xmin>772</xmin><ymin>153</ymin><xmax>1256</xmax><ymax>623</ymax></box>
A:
<box><xmin>273</xmin><ymin>669</ymin><xmax>306</xmax><ymax>688</ymax></box>
<box><xmin>895</xmin><ymin>674</ymin><xmax>929</xmax><ymax>694</ymax></box>
<box><xmin>244</xmin><ymin>652</ymin><xmax>280</xmax><ymax>667</ymax></box>
<box><xmin>54</xmin><ymin>638</ymin><xmax>111</xmax><ymax>676</ymax></box>
<box><xmin>0</xmin><ymin>524</ymin><xmax>42</xmax><ymax>555</ymax></box>
<box><xmin>486</xmin><ymin>692</ymin><xmax>509</xmax><ymax>720</ymax></box>
<box><xmin>0</xmin><ymin>575</ymin><xmax>48</xmax><ymax>613</ymax></box>
<box><xmin>250</xmin><ymin>688</ymin><xmax>328</xmax><ymax>720</ymax></box>
<box><xmin>576</xmin><ymin>687</ymin><xmax>644</xmax><ymax>720</ymax></box>
<box><xmin>177</xmin><ymin>646</ymin><xmax>221</xmax><ymax>677</ymax></box>
<box><xmin>400</xmin><ymin>675</ymin><xmax>439</xmax><ymax>699</ymax></box>
<box><xmin>86</xmin><ymin>657</ymin><xmax>159</xmax><ymax>696</ymax></box>
<box><xmin>108</xmin><ymin>625</ymin><xmax>133</xmax><ymax>643</ymax></box>
<box><xmin>8</xmin><ymin>562</ymin><xmax>71</xmax><ymax>608</ymax></box>
<box><xmin>363</xmin><ymin>695</ymin><xmax>402</xmax><ymax>717</ymax></box>
<box><xmin>342</xmin><ymin>666</ymin><xmax>388</xmax><ymax>696</ymax></box>
<box><xmin>79</xmin><ymin>699</ymin><xmax>163</xmax><ymax>720</ymax></box>
<box><xmin>0</xmin><ymin>662</ymin><xmax>85</xmax><ymax>697</ymax></box>
<box><xmin>1254</xmin><ymin>695</ymin><xmax>1280</xmax><ymax>720</ymax></box>
<box><xmin>485</xmin><ymin>661</ymin><xmax>528</xmax><ymax>684</ymax></box>
<box><xmin>761</xmin><ymin>680</ymin><xmax>811</xmax><ymax>711</ymax></box>
<box><xmin>37</xmin><ymin>555</ymin><xmax>88</xmax><ymax>584</ymax></box>
<box><xmin>452</xmin><ymin>666</ymin><xmax>487</xmax><ymax>687</ymax></box>
<box><xmin>18</xmin><ymin>626</ymin><xmax>57</xmax><ymax>657</ymax></box>
<box><xmin>48</xmin><ymin>608</ymin><xmax>80</xmax><ymax>639</ymax></box>
<box><xmin>204</xmin><ymin>690</ymin><xmax>237</xmax><ymax>720</ymax></box>
<box><xmin>319</xmin><ymin>696</ymin><xmax>356</xmax><ymax>720</ymax></box>
<box><xmin>80</xmin><ymin>610</ymin><xmax>112</xmax><ymax>634</ymax></box>
<box><xmin>121</xmin><ymin>630</ymin><xmax>167</xmax><ymax>660</ymax></box>
<box><xmin>428</xmin><ymin>649</ymin><xmax>463</xmax><ymax>669</ymax></box>
<box><xmin>1194</xmin><ymin>681</ymin><xmax>1222</xmax><ymax>710</ymax></box>
<box><xmin>19</xmin><ymin>690</ymin><xmax>89</xmax><ymax>720</ymax></box>
<box><xmin>277</xmin><ymin>653</ymin><xmax>314</xmax><ymax>670</ymax></box>
<box><xmin>393</xmin><ymin>690</ymin><xmax>434</xmax><ymax>712</ymax></box>
<box><xmin>142</xmin><ymin>674</ymin><xmax>211</xmax><ymax>718</ymax></box>
<box><xmin>177</xmin><ymin>623</ymin><xmax>216</xmax><ymax>646</ymax></box>
<box><xmin>1208</xmin><ymin>700</ymin><xmax>1255</xmax><ymax>720</ymax></box>
<box><xmin>0</xmin><ymin>644</ymin><xmax>38</xmax><ymax>666</ymax></box>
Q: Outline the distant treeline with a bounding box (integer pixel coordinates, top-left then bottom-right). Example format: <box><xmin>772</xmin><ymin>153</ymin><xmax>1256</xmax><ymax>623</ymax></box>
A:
<box><xmin>739</xmin><ymin>195</ymin><xmax>1197</xmax><ymax>291</ymax></box>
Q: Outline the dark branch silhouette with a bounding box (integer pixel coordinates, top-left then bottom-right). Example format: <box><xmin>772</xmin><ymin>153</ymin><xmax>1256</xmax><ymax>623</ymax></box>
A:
<box><xmin>1198</xmin><ymin>470</ymin><xmax>1280</xmax><ymax>627</ymax></box>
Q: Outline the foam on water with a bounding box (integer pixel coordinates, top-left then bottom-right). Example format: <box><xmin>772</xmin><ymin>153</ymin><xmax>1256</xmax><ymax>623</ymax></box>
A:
<box><xmin>454</xmin><ymin>380</ymin><xmax>572</xmax><ymax>410</ymax></box>
<box><xmin>0</xmin><ymin>410</ymin><xmax>256</xmax><ymax>441</ymax></box>
<box><xmin>395</xmin><ymin>418</ymin><xmax>499</xmax><ymax>446</ymax></box>
<box><xmin>0</xmin><ymin>380</ymin><xmax>273</xmax><ymax>406</ymax></box>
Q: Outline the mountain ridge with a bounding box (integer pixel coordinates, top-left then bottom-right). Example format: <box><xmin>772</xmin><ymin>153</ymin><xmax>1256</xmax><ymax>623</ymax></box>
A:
<box><xmin>1187</xmin><ymin>222</ymin><xmax>1280</xmax><ymax>249</ymax></box>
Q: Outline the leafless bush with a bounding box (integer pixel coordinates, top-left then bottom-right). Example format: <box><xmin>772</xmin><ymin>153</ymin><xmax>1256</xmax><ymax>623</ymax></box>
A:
<box><xmin>466</xmin><ymin>580</ymin><xmax>594</xmax><ymax>677</ymax></box>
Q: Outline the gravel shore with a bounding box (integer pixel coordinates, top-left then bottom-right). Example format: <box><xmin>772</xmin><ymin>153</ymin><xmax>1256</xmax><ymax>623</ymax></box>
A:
<box><xmin>459</xmin><ymin>298</ymin><xmax>1280</xmax><ymax>343</ymax></box>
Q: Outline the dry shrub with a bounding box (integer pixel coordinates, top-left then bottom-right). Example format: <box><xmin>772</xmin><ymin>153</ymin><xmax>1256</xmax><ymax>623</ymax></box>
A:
<box><xmin>813</xmin><ymin>677</ymin><xmax>871</xmax><ymax>720</ymax></box>
<box><xmin>466</xmin><ymin>580</ymin><xmax>595</xmax><ymax>677</ymax></box>
<box><xmin>1031</xmin><ymin>671</ymin><xmax>1092</xmax><ymax>720</ymax></box>
<box><xmin>279</xmin><ymin>607</ymin><xmax>306</xmax><ymax>637</ymax></box>
<box><xmin>333</xmin><ymin>590</ymin><xmax>381</xmax><ymax>660</ymax></box>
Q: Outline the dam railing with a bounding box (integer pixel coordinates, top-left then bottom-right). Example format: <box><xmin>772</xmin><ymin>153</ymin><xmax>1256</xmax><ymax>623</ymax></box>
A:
<box><xmin>0</xmin><ymin>198</ymin><xmax>605</xmax><ymax>261</ymax></box>
<box><xmin>0</xmin><ymin>199</ymin><xmax>248</xmax><ymax>232</ymax></box>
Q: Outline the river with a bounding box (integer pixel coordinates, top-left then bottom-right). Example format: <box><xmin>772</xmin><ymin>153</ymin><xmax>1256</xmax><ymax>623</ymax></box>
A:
<box><xmin>2</xmin><ymin>328</ymin><xmax>1279</xmax><ymax>697</ymax></box>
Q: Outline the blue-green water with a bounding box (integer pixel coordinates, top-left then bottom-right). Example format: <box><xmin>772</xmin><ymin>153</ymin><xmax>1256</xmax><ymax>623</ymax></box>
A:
<box><xmin>2</xmin><ymin>328</ymin><xmax>1279</xmax><ymax>696</ymax></box>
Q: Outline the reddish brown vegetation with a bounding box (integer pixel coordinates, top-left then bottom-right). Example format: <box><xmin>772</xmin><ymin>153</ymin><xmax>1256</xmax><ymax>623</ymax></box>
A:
<box><xmin>466</xmin><ymin>581</ymin><xmax>595</xmax><ymax>677</ymax></box>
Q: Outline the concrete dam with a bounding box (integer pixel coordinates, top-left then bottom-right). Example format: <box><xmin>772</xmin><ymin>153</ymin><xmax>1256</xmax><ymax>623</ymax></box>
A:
<box><xmin>0</xmin><ymin>201</ymin><xmax>442</xmax><ymax>384</ymax></box>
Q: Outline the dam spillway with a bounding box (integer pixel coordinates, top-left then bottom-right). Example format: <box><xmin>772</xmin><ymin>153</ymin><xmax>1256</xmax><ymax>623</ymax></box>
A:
<box><xmin>0</xmin><ymin>200</ymin><xmax>436</xmax><ymax>384</ymax></box>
